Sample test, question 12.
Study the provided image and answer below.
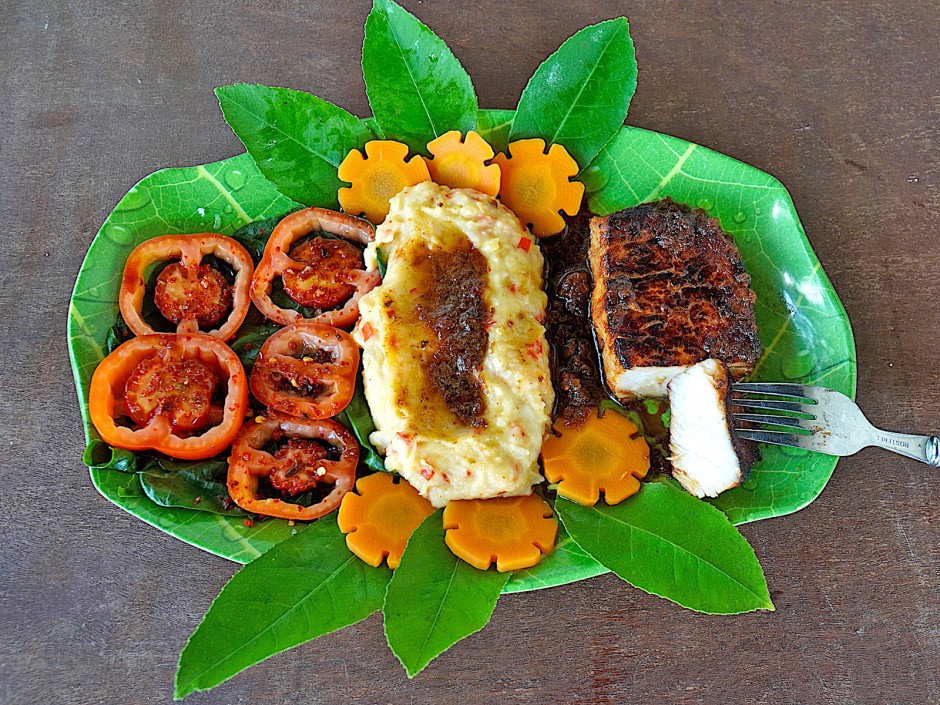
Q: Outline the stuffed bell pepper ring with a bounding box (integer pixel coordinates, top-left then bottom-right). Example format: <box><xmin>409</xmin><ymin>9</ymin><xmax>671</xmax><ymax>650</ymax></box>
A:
<box><xmin>250</xmin><ymin>208</ymin><xmax>381</xmax><ymax>328</ymax></box>
<box><xmin>119</xmin><ymin>233</ymin><xmax>254</xmax><ymax>341</ymax></box>
<box><xmin>89</xmin><ymin>332</ymin><xmax>249</xmax><ymax>460</ymax></box>
<box><xmin>227</xmin><ymin>412</ymin><xmax>359</xmax><ymax>520</ymax></box>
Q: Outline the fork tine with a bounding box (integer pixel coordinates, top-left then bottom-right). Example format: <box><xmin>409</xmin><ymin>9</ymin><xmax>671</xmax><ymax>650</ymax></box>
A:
<box><xmin>732</xmin><ymin>413</ymin><xmax>814</xmax><ymax>431</ymax></box>
<box><xmin>731</xmin><ymin>398</ymin><xmax>817</xmax><ymax>416</ymax></box>
<box><xmin>733</xmin><ymin>382</ymin><xmax>814</xmax><ymax>400</ymax></box>
<box><xmin>735</xmin><ymin>429</ymin><xmax>813</xmax><ymax>449</ymax></box>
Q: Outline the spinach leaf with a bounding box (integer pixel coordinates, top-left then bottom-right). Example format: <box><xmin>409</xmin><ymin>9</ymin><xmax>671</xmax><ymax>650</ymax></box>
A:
<box><xmin>509</xmin><ymin>19</ymin><xmax>636</xmax><ymax>169</ymax></box>
<box><xmin>363</xmin><ymin>0</ymin><xmax>477</xmax><ymax>155</ymax></box>
<box><xmin>82</xmin><ymin>441</ymin><xmax>245</xmax><ymax>516</ymax></box>
<box><xmin>384</xmin><ymin>512</ymin><xmax>509</xmax><ymax>677</ymax></box>
<box><xmin>229</xmin><ymin>212</ymin><xmax>293</xmax><ymax>263</ymax></box>
<box><xmin>556</xmin><ymin>481</ymin><xmax>774</xmax><ymax>614</ymax></box>
<box><xmin>336</xmin><ymin>377</ymin><xmax>387</xmax><ymax>473</ymax></box>
<box><xmin>216</xmin><ymin>83</ymin><xmax>375</xmax><ymax>208</ymax></box>
<box><xmin>228</xmin><ymin>315</ymin><xmax>280</xmax><ymax>372</ymax></box>
<box><xmin>175</xmin><ymin>514</ymin><xmax>391</xmax><ymax>699</ymax></box>
<box><xmin>83</xmin><ymin>439</ymin><xmax>137</xmax><ymax>473</ymax></box>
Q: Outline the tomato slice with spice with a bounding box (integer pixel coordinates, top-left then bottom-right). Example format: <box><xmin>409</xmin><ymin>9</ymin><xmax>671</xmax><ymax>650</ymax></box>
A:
<box><xmin>227</xmin><ymin>413</ymin><xmax>358</xmax><ymax>520</ymax></box>
<box><xmin>119</xmin><ymin>233</ymin><xmax>254</xmax><ymax>341</ymax></box>
<box><xmin>89</xmin><ymin>333</ymin><xmax>249</xmax><ymax>460</ymax></box>
<box><xmin>249</xmin><ymin>322</ymin><xmax>359</xmax><ymax>419</ymax></box>
<box><xmin>250</xmin><ymin>208</ymin><xmax>381</xmax><ymax>327</ymax></box>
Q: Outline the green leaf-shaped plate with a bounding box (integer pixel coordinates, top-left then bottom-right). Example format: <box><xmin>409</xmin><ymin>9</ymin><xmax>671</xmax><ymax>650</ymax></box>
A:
<box><xmin>68</xmin><ymin>110</ymin><xmax>856</xmax><ymax>587</ymax></box>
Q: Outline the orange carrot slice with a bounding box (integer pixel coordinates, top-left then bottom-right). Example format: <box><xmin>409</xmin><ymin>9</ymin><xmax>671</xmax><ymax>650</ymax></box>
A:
<box><xmin>424</xmin><ymin>130</ymin><xmax>501</xmax><ymax>196</ymax></box>
<box><xmin>491</xmin><ymin>138</ymin><xmax>585</xmax><ymax>236</ymax></box>
<box><xmin>442</xmin><ymin>494</ymin><xmax>557</xmax><ymax>572</ymax></box>
<box><xmin>541</xmin><ymin>408</ymin><xmax>650</xmax><ymax>506</ymax></box>
<box><xmin>338</xmin><ymin>140</ymin><xmax>431</xmax><ymax>224</ymax></box>
<box><xmin>337</xmin><ymin>472</ymin><xmax>436</xmax><ymax>569</ymax></box>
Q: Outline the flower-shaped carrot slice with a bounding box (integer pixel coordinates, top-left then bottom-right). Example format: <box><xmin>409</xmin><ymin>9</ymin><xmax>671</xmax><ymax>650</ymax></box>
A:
<box><xmin>338</xmin><ymin>140</ymin><xmax>431</xmax><ymax>224</ymax></box>
<box><xmin>442</xmin><ymin>494</ymin><xmax>557</xmax><ymax>572</ymax></box>
<box><xmin>541</xmin><ymin>409</ymin><xmax>650</xmax><ymax>506</ymax></box>
<box><xmin>424</xmin><ymin>130</ymin><xmax>500</xmax><ymax>196</ymax></box>
<box><xmin>492</xmin><ymin>138</ymin><xmax>585</xmax><ymax>237</ymax></box>
<box><xmin>337</xmin><ymin>472</ymin><xmax>436</xmax><ymax>569</ymax></box>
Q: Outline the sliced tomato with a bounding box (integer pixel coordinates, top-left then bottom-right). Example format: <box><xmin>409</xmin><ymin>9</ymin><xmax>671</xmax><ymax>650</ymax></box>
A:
<box><xmin>281</xmin><ymin>238</ymin><xmax>363</xmax><ymax>309</ymax></box>
<box><xmin>249</xmin><ymin>322</ymin><xmax>359</xmax><ymax>419</ymax></box>
<box><xmin>119</xmin><ymin>233</ymin><xmax>254</xmax><ymax>341</ymax></box>
<box><xmin>153</xmin><ymin>262</ymin><xmax>233</xmax><ymax>327</ymax></box>
<box><xmin>124</xmin><ymin>357</ymin><xmax>216</xmax><ymax>431</ymax></box>
<box><xmin>250</xmin><ymin>208</ymin><xmax>380</xmax><ymax>327</ymax></box>
<box><xmin>227</xmin><ymin>413</ymin><xmax>358</xmax><ymax>520</ymax></box>
<box><xmin>89</xmin><ymin>333</ymin><xmax>248</xmax><ymax>460</ymax></box>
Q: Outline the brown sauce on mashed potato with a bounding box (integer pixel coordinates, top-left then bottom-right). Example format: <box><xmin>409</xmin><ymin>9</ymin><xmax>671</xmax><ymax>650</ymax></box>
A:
<box><xmin>411</xmin><ymin>238</ymin><xmax>490</xmax><ymax>428</ymax></box>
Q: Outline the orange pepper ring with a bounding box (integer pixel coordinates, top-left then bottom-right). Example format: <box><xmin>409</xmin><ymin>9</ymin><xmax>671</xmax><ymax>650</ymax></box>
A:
<box><xmin>118</xmin><ymin>233</ymin><xmax>254</xmax><ymax>341</ymax></box>
<box><xmin>88</xmin><ymin>333</ymin><xmax>249</xmax><ymax>460</ymax></box>
<box><xmin>227</xmin><ymin>413</ymin><xmax>358</xmax><ymax>520</ymax></box>
<box><xmin>250</xmin><ymin>208</ymin><xmax>380</xmax><ymax>328</ymax></box>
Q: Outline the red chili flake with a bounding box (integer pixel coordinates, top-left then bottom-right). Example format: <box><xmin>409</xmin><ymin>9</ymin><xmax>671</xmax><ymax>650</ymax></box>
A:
<box><xmin>517</xmin><ymin>237</ymin><xmax>532</xmax><ymax>252</ymax></box>
<box><xmin>194</xmin><ymin>496</ymin><xmax>201</xmax><ymax>504</ymax></box>
<box><xmin>420</xmin><ymin>466</ymin><xmax>434</xmax><ymax>481</ymax></box>
<box><xmin>243</xmin><ymin>342</ymin><xmax>254</xmax><ymax>351</ymax></box>
<box><xmin>361</xmin><ymin>322</ymin><xmax>375</xmax><ymax>341</ymax></box>
<box><xmin>526</xmin><ymin>340</ymin><xmax>543</xmax><ymax>360</ymax></box>
<box><xmin>243</xmin><ymin>518</ymin><xmax>255</xmax><ymax>528</ymax></box>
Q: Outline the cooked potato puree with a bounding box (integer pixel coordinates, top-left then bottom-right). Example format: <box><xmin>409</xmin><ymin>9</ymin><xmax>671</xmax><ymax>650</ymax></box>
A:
<box><xmin>354</xmin><ymin>182</ymin><xmax>553</xmax><ymax>507</ymax></box>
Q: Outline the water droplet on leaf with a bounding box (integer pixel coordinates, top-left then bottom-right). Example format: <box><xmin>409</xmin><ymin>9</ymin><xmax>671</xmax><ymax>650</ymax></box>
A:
<box><xmin>225</xmin><ymin>168</ymin><xmax>247</xmax><ymax>190</ymax></box>
<box><xmin>120</xmin><ymin>187</ymin><xmax>151</xmax><ymax>211</ymax></box>
<box><xmin>105</xmin><ymin>223</ymin><xmax>135</xmax><ymax>245</ymax></box>
<box><xmin>782</xmin><ymin>349</ymin><xmax>817</xmax><ymax>379</ymax></box>
<box><xmin>733</xmin><ymin>211</ymin><xmax>747</xmax><ymax>223</ymax></box>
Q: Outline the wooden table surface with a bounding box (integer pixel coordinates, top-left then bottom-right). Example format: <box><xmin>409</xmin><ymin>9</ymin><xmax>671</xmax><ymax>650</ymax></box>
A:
<box><xmin>2</xmin><ymin>1</ymin><xmax>938</xmax><ymax>703</ymax></box>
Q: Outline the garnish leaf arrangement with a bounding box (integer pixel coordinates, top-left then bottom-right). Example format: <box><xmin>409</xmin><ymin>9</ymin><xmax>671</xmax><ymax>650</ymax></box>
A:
<box><xmin>168</xmin><ymin>1</ymin><xmax>777</xmax><ymax>697</ymax></box>
<box><xmin>65</xmin><ymin>0</ymin><xmax>858</xmax><ymax>698</ymax></box>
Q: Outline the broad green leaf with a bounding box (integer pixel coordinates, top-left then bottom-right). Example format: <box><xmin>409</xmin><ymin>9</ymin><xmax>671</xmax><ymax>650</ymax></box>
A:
<box><xmin>556</xmin><ymin>483</ymin><xmax>774</xmax><ymax>614</ymax></box>
<box><xmin>504</xmin><ymin>524</ymin><xmax>607</xmax><ymax>593</ymax></box>
<box><xmin>175</xmin><ymin>515</ymin><xmax>391</xmax><ymax>699</ymax></box>
<box><xmin>582</xmin><ymin>125</ymin><xmax>856</xmax><ymax>524</ymax></box>
<box><xmin>363</xmin><ymin>0</ymin><xmax>477</xmax><ymax>154</ymax></box>
<box><xmin>384</xmin><ymin>512</ymin><xmax>509</xmax><ymax>677</ymax></box>
<box><xmin>216</xmin><ymin>83</ymin><xmax>375</xmax><ymax>207</ymax></box>
<box><xmin>509</xmin><ymin>19</ymin><xmax>636</xmax><ymax>168</ymax></box>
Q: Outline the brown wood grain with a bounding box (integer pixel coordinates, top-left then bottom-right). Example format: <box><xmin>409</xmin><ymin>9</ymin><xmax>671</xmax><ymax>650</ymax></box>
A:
<box><xmin>1</xmin><ymin>1</ymin><xmax>937</xmax><ymax>703</ymax></box>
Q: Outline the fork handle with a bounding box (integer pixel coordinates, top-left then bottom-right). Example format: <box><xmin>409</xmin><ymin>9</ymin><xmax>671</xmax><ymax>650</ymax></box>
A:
<box><xmin>870</xmin><ymin>430</ymin><xmax>940</xmax><ymax>467</ymax></box>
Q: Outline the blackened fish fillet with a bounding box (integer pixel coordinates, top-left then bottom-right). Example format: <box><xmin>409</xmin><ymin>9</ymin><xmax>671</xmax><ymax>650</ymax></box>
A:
<box><xmin>589</xmin><ymin>199</ymin><xmax>762</xmax><ymax>400</ymax></box>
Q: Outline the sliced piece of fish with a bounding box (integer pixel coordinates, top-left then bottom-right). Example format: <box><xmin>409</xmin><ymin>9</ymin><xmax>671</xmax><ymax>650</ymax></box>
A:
<box><xmin>667</xmin><ymin>358</ymin><xmax>755</xmax><ymax>498</ymax></box>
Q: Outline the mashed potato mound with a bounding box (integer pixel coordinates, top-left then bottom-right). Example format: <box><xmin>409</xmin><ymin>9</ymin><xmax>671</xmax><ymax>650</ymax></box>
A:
<box><xmin>353</xmin><ymin>182</ymin><xmax>553</xmax><ymax>507</ymax></box>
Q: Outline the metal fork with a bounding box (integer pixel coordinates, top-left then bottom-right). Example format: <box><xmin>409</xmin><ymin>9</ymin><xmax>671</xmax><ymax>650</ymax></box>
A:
<box><xmin>732</xmin><ymin>382</ymin><xmax>940</xmax><ymax>467</ymax></box>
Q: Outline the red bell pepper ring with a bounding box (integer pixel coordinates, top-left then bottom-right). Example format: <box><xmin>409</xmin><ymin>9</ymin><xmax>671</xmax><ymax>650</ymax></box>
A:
<box><xmin>119</xmin><ymin>234</ymin><xmax>254</xmax><ymax>341</ymax></box>
<box><xmin>250</xmin><ymin>208</ymin><xmax>381</xmax><ymax>327</ymax></box>
<box><xmin>227</xmin><ymin>413</ymin><xmax>359</xmax><ymax>520</ymax></box>
<box><xmin>89</xmin><ymin>333</ymin><xmax>249</xmax><ymax>460</ymax></box>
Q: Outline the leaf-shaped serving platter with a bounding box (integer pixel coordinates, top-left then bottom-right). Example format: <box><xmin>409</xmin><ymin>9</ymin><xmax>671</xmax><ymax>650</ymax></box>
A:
<box><xmin>67</xmin><ymin>110</ymin><xmax>856</xmax><ymax>589</ymax></box>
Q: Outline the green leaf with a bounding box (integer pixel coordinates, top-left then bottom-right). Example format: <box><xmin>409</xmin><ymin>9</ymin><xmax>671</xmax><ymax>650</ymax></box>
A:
<box><xmin>384</xmin><ymin>512</ymin><xmax>509</xmax><ymax>677</ymax></box>
<box><xmin>474</xmin><ymin>109</ymin><xmax>514</xmax><ymax>155</ymax></box>
<box><xmin>336</xmin><ymin>377</ymin><xmax>387</xmax><ymax>473</ymax></box>
<box><xmin>363</xmin><ymin>0</ymin><xmax>477</xmax><ymax>154</ymax></box>
<box><xmin>509</xmin><ymin>19</ymin><xmax>636</xmax><ymax>168</ymax></box>
<box><xmin>83</xmin><ymin>439</ymin><xmax>137</xmax><ymax>473</ymax></box>
<box><xmin>504</xmin><ymin>524</ymin><xmax>607</xmax><ymax>593</ymax></box>
<box><xmin>216</xmin><ymin>83</ymin><xmax>375</xmax><ymax>208</ymax></box>
<box><xmin>175</xmin><ymin>515</ymin><xmax>391</xmax><ymax>699</ymax></box>
<box><xmin>582</xmin><ymin>125</ymin><xmax>857</xmax><ymax>524</ymax></box>
<box><xmin>556</xmin><ymin>483</ymin><xmax>774</xmax><ymax>614</ymax></box>
<box><xmin>136</xmin><ymin>456</ymin><xmax>246</xmax><ymax>516</ymax></box>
